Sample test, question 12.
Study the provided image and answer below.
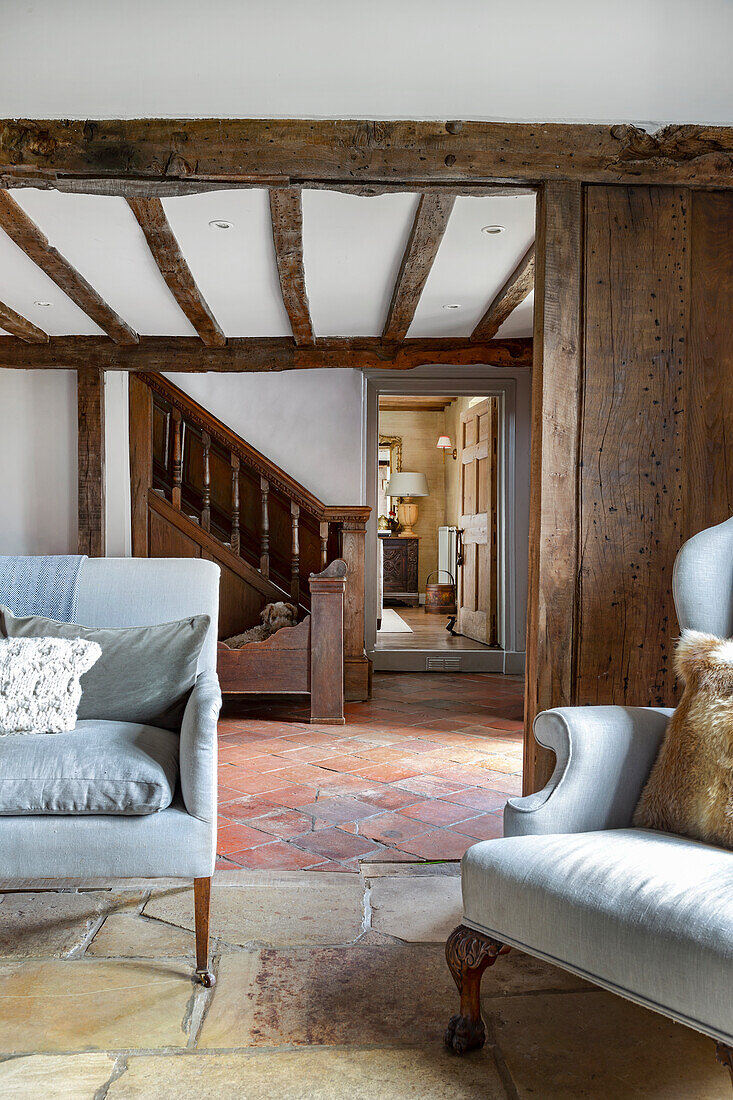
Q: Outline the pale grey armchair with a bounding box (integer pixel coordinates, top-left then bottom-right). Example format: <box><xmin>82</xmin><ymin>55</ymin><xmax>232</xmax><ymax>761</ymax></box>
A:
<box><xmin>445</xmin><ymin>517</ymin><xmax>733</xmax><ymax>1086</ymax></box>
<box><xmin>0</xmin><ymin>557</ymin><xmax>221</xmax><ymax>986</ymax></box>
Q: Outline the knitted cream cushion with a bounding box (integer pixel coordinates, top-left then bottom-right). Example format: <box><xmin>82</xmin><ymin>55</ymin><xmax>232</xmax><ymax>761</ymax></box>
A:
<box><xmin>0</xmin><ymin>637</ymin><xmax>101</xmax><ymax>735</ymax></box>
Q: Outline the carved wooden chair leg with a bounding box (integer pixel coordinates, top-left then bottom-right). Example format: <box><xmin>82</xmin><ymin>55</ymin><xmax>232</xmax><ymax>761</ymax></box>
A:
<box><xmin>445</xmin><ymin>924</ymin><xmax>507</xmax><ymax>1054</ymax></box>
<box><xmin>193</xmin><ymin>876</ymin><xmax>215</xmax><ymax>987</ymax></box>
<box><xmin>716</xmin><ymin>1042</ymin><xmax>733</xmax><ymax>1089</ymax></box>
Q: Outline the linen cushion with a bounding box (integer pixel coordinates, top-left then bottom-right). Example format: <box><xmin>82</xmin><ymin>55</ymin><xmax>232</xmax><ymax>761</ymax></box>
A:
<box><xmin>634</xmin><ymin>630</ymin><xmax>733</xmax><ymax>848</ymax></box>
<box><xmin>0</xmin><ymin>637</ymin><xmax>101</xmax><ymax>735</ymax></box>
<box><xmin>462</xmin><ymin>829</ymin><xmax>733</xmax><ymax>1044</ymax></box>
<box><xmin>0</xmin><ymin>719</ymin><xmax>179</xmax><ymax>814</ymax></box>
<box><xmin>0</xmin><ymin>608</ymin><xmax>210</xmax><ymax>731</ymax></box>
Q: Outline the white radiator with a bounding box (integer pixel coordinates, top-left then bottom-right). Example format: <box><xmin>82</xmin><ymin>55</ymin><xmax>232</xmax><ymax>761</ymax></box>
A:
<box><xmin>437</xmin><ymin>526</ymin><xmax>458</xmax><ymax>583</ymax></box>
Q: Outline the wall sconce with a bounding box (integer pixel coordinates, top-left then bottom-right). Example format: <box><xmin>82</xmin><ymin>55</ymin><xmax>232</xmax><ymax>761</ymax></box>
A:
<box><xmin>437</xmin><ymin>436</ymin><xmax>457</xmax><ymax>463</ymax></box>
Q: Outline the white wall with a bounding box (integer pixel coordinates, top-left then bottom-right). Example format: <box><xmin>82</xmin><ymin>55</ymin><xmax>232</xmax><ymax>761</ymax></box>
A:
<box><xmin>0</xmin><ymin>370</ymin><xmax>77</xmax><ymax>555</ymax></box>
<box><xmin>104</xmin><ymin>372</ymin><xmax>131</xmax><ymax>556</ymax></box>
<box><xmin>1</xmin><ymin>0</ymin><xmax>731</xmax><ymax>125</ymax></box>
<box><xmin>165</xmin><ymin>370</ymin><xmax>365</xmax><ymax>504</ymax></box>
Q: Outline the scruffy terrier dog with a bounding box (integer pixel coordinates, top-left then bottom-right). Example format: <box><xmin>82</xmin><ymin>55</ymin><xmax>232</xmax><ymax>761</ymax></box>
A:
<box><xmin>223</xmin><ymin>602</ymin><xmax>299</xmax><ymax>649</ymax></box>
<box><xmin>634</xmin><ymin>629</ymin><xmax>733</xmax><ymax>849</ymax></box>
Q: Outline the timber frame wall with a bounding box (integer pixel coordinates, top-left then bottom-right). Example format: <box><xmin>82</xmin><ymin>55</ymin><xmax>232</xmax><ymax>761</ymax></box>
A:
<box><xmin>2</xmin><ymin>118</ymin><xmax>733</xmax><ymax>791</ymax></box>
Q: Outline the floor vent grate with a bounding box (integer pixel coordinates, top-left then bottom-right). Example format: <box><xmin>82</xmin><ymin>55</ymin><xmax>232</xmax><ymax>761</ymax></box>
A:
<box><xmin>425</xmin><ymin>656</ymin><xmax>462</xmax><ymax>672</ymax></box>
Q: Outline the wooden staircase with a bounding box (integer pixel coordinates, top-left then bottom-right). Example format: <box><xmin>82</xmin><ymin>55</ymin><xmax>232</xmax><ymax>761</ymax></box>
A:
<box><xmin>128</xmin><ymin>373</ymin><xmax>371</xmax><ymax>700</ymax></box>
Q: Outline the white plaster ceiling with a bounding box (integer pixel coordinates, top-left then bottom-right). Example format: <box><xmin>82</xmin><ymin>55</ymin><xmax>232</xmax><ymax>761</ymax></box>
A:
<box><xmin>408</xmin><ymin>195</ymin><xmax>536</xmax><ymax>338</ymax></box>
<box><xmin>0</xmin><ymin>187</ymin><xmax>536</xmax><ymax>339</ymax></box>
<box><xmin>302</xmin><ymin>191</ymin><xmax>419</xmax><ymax>337</ymax></box>
<box><xmin>0</xmin><ymin>0</ymin><xmax>730</xmax><ymax>125</ymax></box>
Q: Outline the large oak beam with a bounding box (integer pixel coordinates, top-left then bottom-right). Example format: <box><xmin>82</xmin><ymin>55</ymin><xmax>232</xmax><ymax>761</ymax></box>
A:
<box><xmin>269</xmin><ymin>187</ymin><xmax>314</xmax><ymax>345</ymax></box>
<box><xmin>472</xmin><ymin>242</ymin><xmax>535</xmax><ymax>340</ymax></box>
<box><xmin>77</xmin><ymin>367</ymin><xmax>106</xmax><ymax>557</ymax></box>
<box><xmin>0</xmin><ymin>191</ymin><xmax>137</xmax><ymax>344</ymax></box>
<box><xmin>2</xmin><ymin>119</ymin><xmax>733</xmax><ymax>188</ymax></box>
<box><xmin>127</xmin><ymin>197</ymin><xmax>225</xmax><ymax>347</ymax></box>
<box><xmin>0</xmin><ymin>300</ymin><xmax>48</xmax><ymax>342</ymax></box>
<box><xmin>524</xmin><ymin>182</ymin><xmax>583</xmax><ymax>795</ymax></box>
<box><xmin>383</xmin><ymin>192</ymin><xmax>455</xmax><ymax>341</ymax></box>
<box><xmin>0</xmin><ymin>335</ymin><xmax>532</xmax><ymax>372</ymax></box>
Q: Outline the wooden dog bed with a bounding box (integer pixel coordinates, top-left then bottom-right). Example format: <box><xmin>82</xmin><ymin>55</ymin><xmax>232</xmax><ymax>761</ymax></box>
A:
<box><xmin>216</xmin><ymin>559</ymin><xmax>347</xmax><ymax>724</ymax></box>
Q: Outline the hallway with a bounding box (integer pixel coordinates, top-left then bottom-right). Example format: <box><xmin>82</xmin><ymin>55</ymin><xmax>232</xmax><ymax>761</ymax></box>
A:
<box><xmin>216</xmin><ymin>672</ymin><xmax>523</xmax><ymax>871</ymax></box>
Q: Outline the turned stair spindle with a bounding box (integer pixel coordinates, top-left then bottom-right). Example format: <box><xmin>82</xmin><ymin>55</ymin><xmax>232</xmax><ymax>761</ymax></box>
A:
<box><xmin>171</xmin><ymin>408</ymin><xmax>183</xmax><ymax>509</ymax></box>
<box><xmin>230</xmin><ymin>452</ymin><xmax>240</xmax><ymax>556</ymax></box>
<box><xmin>291</xmin><ymin>501</ymin><xmax>300</xmax><ymax>604</ymax></box>
<box><xmin>201</xmin><ymin>431</ymin><xmax>211</xmax><ymax>531</ymax></box>
<box><xmin>260</xmin><ymin>476</ymin><xmax>270</xmax><ymax>577</ymax></box>
<box><xmin>320</xmin><ymin>520</ymin><xmax>330</xmax><ymax>570</ymax></box>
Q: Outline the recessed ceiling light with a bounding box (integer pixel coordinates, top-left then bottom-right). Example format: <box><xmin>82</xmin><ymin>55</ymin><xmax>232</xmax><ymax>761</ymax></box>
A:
<box><xmin>208</xmin><ymin>219</ymin><xmax>233</xmax><ymax>230</ymax></box>
<box><xmin>442</xmin><ymin>303</ymin><xmax>462</xmax><ymax>311</ymax></box>
<box><xmin>33</xmin><ymin>301</ymin><xmax>52</xmax><ymax>307</ymax></box>
<box><xmin>481</xmin><ymin>224</ymin><xmax>506</xmax><ymax>235</ymax></box>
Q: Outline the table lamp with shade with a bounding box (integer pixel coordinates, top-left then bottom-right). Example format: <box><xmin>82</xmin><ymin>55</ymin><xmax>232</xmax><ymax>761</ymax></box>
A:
<box><xmin>385</xmin><ymin>471</ymin><xmax>429</xmax><ymax>537</ymax></box>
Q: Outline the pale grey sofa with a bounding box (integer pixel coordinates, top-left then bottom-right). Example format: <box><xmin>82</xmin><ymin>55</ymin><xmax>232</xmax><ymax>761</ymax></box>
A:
<box><xmin>445</xmin><ymin>517</ymin><xmax>733</xmax><ymax>1083</ymax></box>
<box><xmin>0</xmin><ymin>557</ymin><xmax>221</xmax><ymax>985</ymax></box>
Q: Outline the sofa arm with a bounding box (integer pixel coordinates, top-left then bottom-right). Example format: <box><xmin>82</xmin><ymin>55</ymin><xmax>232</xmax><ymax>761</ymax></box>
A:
<box><xmin>179</xmin><ymin>670</ymin><xmax>222</xmax><ymax>823</ymax></box>
<box><xmin>504</xmin><ymin>705</ymin><xmax>673</xmax><ymax>837</ymax></box>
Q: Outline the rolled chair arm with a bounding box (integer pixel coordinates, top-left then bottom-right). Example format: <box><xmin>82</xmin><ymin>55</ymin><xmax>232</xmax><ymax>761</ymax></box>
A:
<box><xmin>504</xmin><ymin>705</ymin><xmax>673</xmax><ymax>837</ymax></box>
<box><xmin>179</xmin><ymin>670</ymin><xmax>222</xmax><ymax>823</ymax></box>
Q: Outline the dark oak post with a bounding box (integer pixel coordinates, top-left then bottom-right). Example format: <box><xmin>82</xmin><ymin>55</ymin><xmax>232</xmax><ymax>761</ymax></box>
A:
<box><xmin>319</xmin><ymin>520</ymin><xmax>330</xmax><ymax>570</ymax></box>
<box><xmin>230</xmin><ymin>452</ymin><xmax>240</xmax><ymax>555</ymax></box>
<box><xmin>193</xmin><ymin>876</ymin><xmax>215</xmax><ymax>987</ymax></box>
<box><xmin>129</xmin><ymin>374</ymin><xmax>152</xmax><ymax>557</ymax></box>
<box><xmin>290</xmin><ymin>501</ymin><xmax>300</xmax><ymax>604</ymax></box>
<box><xmin>260</xmin><ymin>476</ymin><xmax>270</xmax><ymax>576</ymax></box>
<box><xmin>445</xmin><ymin>924</ymin><xmax>506</xmax><ymax>1055</ymax></box>
<box><xmin>524</xmin><ymin>181</ymin><xmax>583</xmax><ymax>794</ymax></box>
<box><xmin>77</xmin><ymin>367</ymin><xmax>106</xmax><ymax>557</ymax></box>
<box><xmin>309</xmin><ymin>559</ymin><xmax>347</xmax><ymax>724</ymax></box>
<box><xmin>201</xmin><ymin>430</ymin><xmax>211</xmax><ymax>531</ymax></box>
<box><xmin>334</xmin><ymin>509</ymin><xmax>372</xmax><ymax>702</ymax></box>
<box><xmin>171</xmin><ymin>406</ymin><xmax>183</xmax><ymax>509</ymax></box>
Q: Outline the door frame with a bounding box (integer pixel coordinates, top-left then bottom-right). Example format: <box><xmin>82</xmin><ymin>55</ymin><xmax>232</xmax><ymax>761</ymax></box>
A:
<box><xmin>362</xmin><ymin>365</ymin><xmax>525</xmax><ymax>673</ymax></box>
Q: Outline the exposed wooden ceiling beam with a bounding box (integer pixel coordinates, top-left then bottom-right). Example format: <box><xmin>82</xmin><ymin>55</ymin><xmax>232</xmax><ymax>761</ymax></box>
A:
<box><xmin>127</xmin><ymin>197</ymin><xmax>226</xmax><ymax>347</ymax></box>
<box><xmin>2</xmin><ymin>118</ymin><xmax>732</xmax><ymax>188</ymax></box>
<box><xmin>269</xmin><ymin>187</ymin><xmax>314</xmax><ymax>345</ymax></box>
<box><xmin>0</xmin><ymin>335</ymin><xmax>532</xmax><ymax>373</ymax></box>
<box><xmin>0</xmin><ymin>300</ymin><xmax>48</xmax><ymax>343</ymax></box>
<box><xmin>472</xmin><ymin>242</ymin><xmax>535</xmax><ymax>340</ymax></box>
<box><xmin>383</xmin><ymin>193</ymin><xmax>455</xmax><ymax>342</ymax></box>
<box><xmin>379</xmin><ymin>395</ymin><xmax>455</xmax><ymax>411</ymax></box>
<box><xmin>0</xmin><ymin>191</ymin><xmax>137</xmax><ymax>344</ymax></box>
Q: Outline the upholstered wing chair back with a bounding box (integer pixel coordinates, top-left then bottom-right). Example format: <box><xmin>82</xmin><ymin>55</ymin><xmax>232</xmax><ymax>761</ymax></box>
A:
<box><xmin>673</xmin><ymin>515</ymin><xmax>733</xmax><ymax>637</ymax></box>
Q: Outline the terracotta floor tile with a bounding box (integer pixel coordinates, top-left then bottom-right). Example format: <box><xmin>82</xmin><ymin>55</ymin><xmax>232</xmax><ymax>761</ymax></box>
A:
<box><xmin>357</xmin><ymin>786</ymin><xmax>422</xmax><ymax>811</ymax></box>
<box><xmin>244</xmin><ymin>808</ymin><xmax>315</xmax><ymax>839</ymax></box>
<box><xmin>359</xmin><ymin>812</ymin><xmax>431</xmax><ymax>846</ymax></box>
<box><xmin>292</xmin><ymin>827</ymin><xmax>382</xmax><ymax>862</ymax></box>
<box><xmin>216</xmin><ymin>671</ymin><xmax>523</xmax><ymax>867</ymax></box>
<box><xmin>261</xmin><ymin>784</ymin><xmax>321</xmax><ymax>808</ymax></box>
<box><xmin>352</xmin><ymin>763</ymin><xmax>424</xmax><ymax>783</ymax></box>
<box><xmin>400</xmin><ymin>799</ymin><xmax>480</xmax><ymax>827</ymax></box>
<box><xmin>296</xmin><ymin>797</ymin><xmax>385</xmax><ymax>825</ymax></box>
<box><xmin>216</xmin><ymin>821</ymin><xmax>272</xmax><ymax>853</ymax></box>
<box><xmin>443</xmin><ymin>787</ymin><xmax>510</xmax><ymax>812</ymax></box>
<box><xmin>397</xmin><ymin>829</ymin><xmax>476</xmax><ymax>860</ymax></box>
<box><xmin>227</xmin><ymin>842</ymin><xmax>323</xmax><ymax>870</ymax></box>
<box><xmin>457</xmin><ymin>812</ymin><xmax>504</xmax><ymax>840</ymax></box>
<box><xmin>394</xmin><ymin>774</ymin><xmax>466</xmax><ymax>798</ymax></box>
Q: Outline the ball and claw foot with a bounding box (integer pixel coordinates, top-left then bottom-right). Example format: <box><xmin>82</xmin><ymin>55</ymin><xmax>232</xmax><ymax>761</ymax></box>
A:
<box><xmin>195</xmin><ymin>967</ymin><xmax>216</xmax><ymax>988</ymax></box>
<box><xmin>444</xmin><ymin>1012</ymin><xmax>486</xmax><ymax>1055</ymax></box>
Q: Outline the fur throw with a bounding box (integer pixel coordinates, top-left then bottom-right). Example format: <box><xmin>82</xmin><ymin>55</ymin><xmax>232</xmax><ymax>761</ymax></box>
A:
<box><xmin>0</xmin><ymin>636</ymin><xmax>101</xmax><ymax>734</ymax></box>
<box><xmin>634</xmin><ymin>629</ymin><xmax>733</xmax><ymax>848</ymax></box>
<box><xmin>223</xmin><ymin>602</ymin><xmax>299</xmax><ymax>649</ymax></box>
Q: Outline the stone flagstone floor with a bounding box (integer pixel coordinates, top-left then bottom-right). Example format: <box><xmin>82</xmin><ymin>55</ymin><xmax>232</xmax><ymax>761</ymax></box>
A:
<box><xmin>0</xmin><ymin>866</ymin><xmax>728</xmax><ymax>1098</ymax></box>
<box><xmin>216</xmin><ymin>672</ymin><xmax>524</xmax><ymax>871</ymax></box>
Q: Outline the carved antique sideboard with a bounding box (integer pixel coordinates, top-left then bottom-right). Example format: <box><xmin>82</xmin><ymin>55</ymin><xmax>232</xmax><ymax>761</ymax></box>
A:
<box><xmin>380</xmin><ymin>535</ymin><xmax>420</xmax><ymax>607</ymax></box>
